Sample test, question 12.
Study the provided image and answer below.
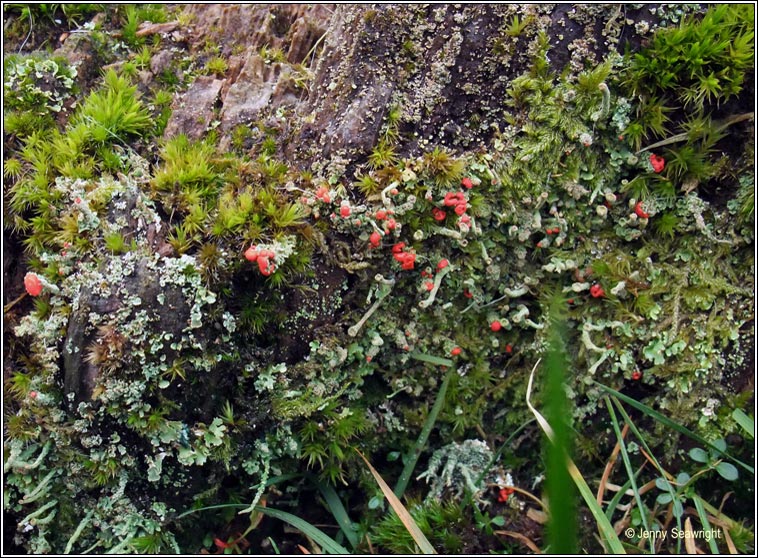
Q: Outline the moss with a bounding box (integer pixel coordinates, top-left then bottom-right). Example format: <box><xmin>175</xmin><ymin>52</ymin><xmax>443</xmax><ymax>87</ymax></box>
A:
<box><xmin>371</xmin><ymin>498</ymin><xmax>474</xmax><ymax>554</ymax></box>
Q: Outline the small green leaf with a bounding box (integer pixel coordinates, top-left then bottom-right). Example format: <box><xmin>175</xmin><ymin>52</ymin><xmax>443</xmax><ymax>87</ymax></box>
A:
<box><xmin>657</xmin><ymin>492</ymin><xmax>673</xmax><ymax>505</ymax></box>
<box><xmin>643</xmin><ymin>339</ymin><xmax>666</xmax><ymax>365</ymax></box>
<box><xmin>655</xmin><ymin>477</ymin><xmax>670</xmax><ymax>491</ymax></box>
<box><xmin>387</xmin><ymin>451</ymin><xmax>400</xmax><ymax>462</ymax></box>
<box><xmin>715</xmin><ymin>462</ymin><xmax>739</xmax><ymax>481</ymax></box>
<box><xmin>711</xmin><ymin>438</ymin><xmax>727</xmax><ymax>454</ymax></box>
<box><xmin>491</xmin><ymin>515</ymin><xmax>506</xmax><ymax>527</ymax></box>
<box><xmin>676</xmin><ymin>472</ymin><xmax>690</xmax><ymax>485</ymax></box>
<box><xmin>689</xmin><ymin>447</ymin><xmax>709</xmax><ymax>463</ymax></box>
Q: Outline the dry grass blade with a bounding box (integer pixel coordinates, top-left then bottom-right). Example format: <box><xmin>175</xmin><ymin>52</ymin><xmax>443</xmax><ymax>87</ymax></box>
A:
<box><xmin>597</xmin><ymin>423</ymin><xmax>628</xmax><ymax>506</ymax></box>
<box><xmin>638</xmin><ymin>447</ymin><xmax>660</xmax><ymax>470</ymax></box>
<box><xmin>603</xmin><ymin>478</ymin><xmax>656</xmax><ymax>497</ymax></box>
<box><xmin>722</xmin><ymin>527</ymin><xmax>738</xmax><ymax>554</ymax></box>
<box><xmin>635</xmin><ymin>479</ymin><xmax>657</xmax><ymax>496</ymax></box>
<box><xmin>3</xmin><ymin>292</ymin><xmax>27</xmax><ymax>314</ymax></box>
<box><xmin>355</xmin><ymin>449</ymin><xmax>436</xmax><ymax>554</ymax></box>
<box><xmin>494</xmin><ymin>530</ymin><xmax>542</xmax><ymax>553</ymax></box>
<box><xmin>297</xmin><ymin>543</ymin><xmax>312</xmax><ymax>554</ymax></box>
<box><xmin>718</xmin><ymin>492</ymin><xmax>733</xmax><ymax>514</ymax></box>
<box><xmin>683</xmin><ymin>518</ymin><xmax>701</xmax><ymax>554</ymax></box>
<box><xmin>507</xmin><ymin>486</ymin><xmax>546</xmax><ymax>510</ymax></box>
<box><xmin>527</xmin><ymin>508</ymin><xmax>548</xmax><ymax>524</ymax></box>
<box><xmin>365</xmin><ymin>534</ymin><xmax>375</xmax><ymax>554</ymax></box>
<box><xmin>613</xmin><ymin>514</ymin><xmax>630</xmax><ymax>536</ymax></box>
<box><xmin>685</xmin><ymin>508</ymin><xmax>735</xmax><ymax>554</ymax></box>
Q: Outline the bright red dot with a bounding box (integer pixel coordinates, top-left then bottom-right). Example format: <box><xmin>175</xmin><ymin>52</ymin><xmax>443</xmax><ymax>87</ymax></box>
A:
<box><xmin>24</xmin><ymin>273</ymin><xmax>43</xmax><ymax>296</ymax></box>
<box><xmin>649</xmin><ymin>153</ymin><xmax>665</xmax><ymax>173</ymax></box>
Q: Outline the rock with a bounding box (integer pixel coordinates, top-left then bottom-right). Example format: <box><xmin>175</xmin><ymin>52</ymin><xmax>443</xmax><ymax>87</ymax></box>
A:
<box><xmin>62</xmin><ymin>301</ymin><xmax>93</xmax><ymax>402</ymax></box>
<box><xmin>285</xmin><ymin>4</ymin><xmax>657</xmax><ymax>165</ymax></box>
<box><xmin>52</xmin><ymin>31</ymin><xmax>102</xmax><ymax>92</ymax></box>
<box><xmin>287</xmin><ymin>12</ymin><xmax>328</xmax><ymax>64</ymax></box>
<box><xmin>62</xmin><ymin>255</ymin><xmax>194</xmax><ymax>402</ymax></box>
<box><xmin>163</xmin><ymin>75</ymin><xmax>224</xmax><ymax>140</ymax></box>
<box><xmin>150</xmin><ymin>49</ymin><xmax>174</xmax><ymax>76</ymax></box>
<box><xmin>303</xmin><ymin>75</ymin><xmax>393</xmax><ymax>157</ymax></box>
<box><xmin>219</xmin><ymin>54</ymin><xmax>299</xmax><ymax>133</ymax></box>
<box><xmin>135</xmin><ymin>20</ymin><xmax>179</xmax><ymax>38</ymax></box>
<box><xmin>158</xmin><ymin>4</ymin><xmax>658</xmax><ymax>165</ymax></box>
<box><xmin>181</xmin><ymin>4</ymin><xmax>331</xmax><ymax>60</ymax></box>
<box><xmin>219</xmin><ymin>53</ymin><xmax>247</xmax><ymax>101</ymax></box>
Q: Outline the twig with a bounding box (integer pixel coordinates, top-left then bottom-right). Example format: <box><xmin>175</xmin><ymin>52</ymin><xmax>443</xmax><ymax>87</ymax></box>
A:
<box><xmin>4</xmin><ymin>292</ymin><xmax>27</xmax><ymax>314</ymax></box>
<box><xmin>637</xmin><ymin>112</ymin><xmax>754</xmax><ymax>154</ymax></box>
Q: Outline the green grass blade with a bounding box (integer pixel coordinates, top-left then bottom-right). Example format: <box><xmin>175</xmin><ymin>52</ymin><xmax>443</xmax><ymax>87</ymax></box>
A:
<box><xmin>604</xmin><ymin>397</ymin><xmax>654</xmax><ymax>553</ymax></box>
<box><xmin>394</xmin><ymin>366</ymin><xmax>453</xmax><ymax>499</ymax></box>
<box><xmin>732</xmin><ymin>408</ymin><xmax>754</xmax><ymax>438</ymax></box>
<box><xmin>609</xmin><ymin>397</ymin><xmax>683</xmax><ymax>551</ymax></box>
<box><xmin>568</xmin><ymin>460</ymin><xmax>627</xmax><ymax>554</ymax></box>
<box><xmin>177</xmin><ymin>503</ymin><xmax>248</xmax><ymax>519</ymax></box>
<box><xmin>408</xmin><ymin>351</ymin><xmax>454</xmax><ymax>367</ymax></box>
<box><xmin>544</xmin><ymin>321</ymin><xmax>577</xmax><ymax>554</ymax></box>
<box><xmin>592</xmin><ymin>381</ymin><xmax>754</xmax><ymax>473</ymax></box>
<box><xmin>312</xmin><ymin>477</ymin><xmax>360</xmax><ymax>550</ymax></box>
<box><xmin>253</xmin><ymin>506</ymin><xmax>350</xmax><ymax>555</ymax></box>
<box><xmin>526</xmin><ymin>362</ymin><xmax>625</xmax><ymax>554</ymax></box>
<box><xmin>604</xmin><ymin>476</ymin><xmax>632</xmax><ymax>522</ymax></box>
<box><xmin>176</xmin><ymin>473</ymin><xmax>301</xmax><ymax>519</ymax></box>
<box><xmin>267</xmin><ymin>537</ymin><xmax>281</xmax><ymax>554</ymax></box>
<box><xmin>357</xmin><ymin>449</ymin><xmax>437</xmax><ymax>554</ymax></box>
<box><xmin>692</xmin><ymin>495</ymin><xmax>720</xmax><ymax>554</ymax></box>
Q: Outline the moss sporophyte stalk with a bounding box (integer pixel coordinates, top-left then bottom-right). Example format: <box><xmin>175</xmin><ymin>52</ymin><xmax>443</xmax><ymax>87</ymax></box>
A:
<box><xmin>2</xmin><ymin>3</ymin><xmax>754</xmax><ymax>554</ymax></box>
